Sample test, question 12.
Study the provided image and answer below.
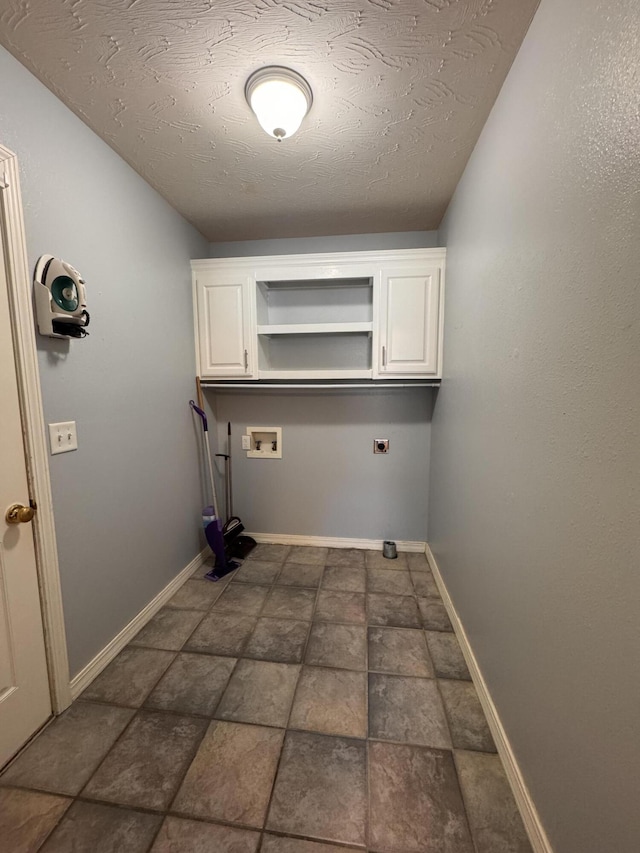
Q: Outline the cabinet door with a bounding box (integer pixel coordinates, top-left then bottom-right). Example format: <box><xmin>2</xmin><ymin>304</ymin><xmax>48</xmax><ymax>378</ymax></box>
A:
<box><xmin>376</xmin><ymin>265</ymin><xmax>442</xmax><ymax>378</ymax></box>
<box><xmin>196</xmin><ymin>274</ymin><xmax>255</xmax><ymax>377</ymax></box>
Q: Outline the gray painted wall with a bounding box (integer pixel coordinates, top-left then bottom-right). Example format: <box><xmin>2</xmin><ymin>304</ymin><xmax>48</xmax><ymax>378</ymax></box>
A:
<box><xmin>430</xmin><ymin>1</ymin><xmax>640</xmax><ymax>851</ymax></box>
<box><xmin>204</xmin><ymin>231</ymin><xmax>436</xmax><ymax>544</ymax></box>
<box><xmin>210</xmin><ymin>389</ymin><xmax>432</xmax><ymax>542</ymax></box>
<box><xmin>209</xmin><ymin>231</ymin><xmax>439</xmax><ymax>257</ymax></box>
<box><xmin>0</xmin><ymin>47</ymin><xmax>209</xmax><ymax>677</ymax></box>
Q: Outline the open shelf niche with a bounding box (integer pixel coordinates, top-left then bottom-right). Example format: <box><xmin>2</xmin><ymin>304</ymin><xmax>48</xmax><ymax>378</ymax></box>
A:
<box><xmin>255</xmin><ymin>277</ymin><xmax>374</xmax><ymax>379</ymax></box>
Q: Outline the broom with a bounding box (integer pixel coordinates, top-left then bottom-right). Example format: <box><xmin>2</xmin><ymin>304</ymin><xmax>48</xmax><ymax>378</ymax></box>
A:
<box><xmin>189</xmin><ymin>398</ymin><xmax>239</xmax><ymax>580</ymax></box>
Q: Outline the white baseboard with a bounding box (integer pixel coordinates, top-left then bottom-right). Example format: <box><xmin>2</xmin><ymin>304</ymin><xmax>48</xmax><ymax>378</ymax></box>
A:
<box><xmin>70</xmin><ymin>549</ymin><xmax>208</xmax><ymax>700</ymax></box>
<box><xmin>247</xmin><ymin>532</ymin><xmax>426</xmax><ymax>553</ymax></box>
<box><xmin>425</xmin><ymin>543</ymin><xmax>553</xmax><ymax>853</ymax></box>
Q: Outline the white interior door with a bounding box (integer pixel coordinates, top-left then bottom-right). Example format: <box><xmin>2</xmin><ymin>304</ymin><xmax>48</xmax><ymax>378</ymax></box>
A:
<box><xmin>0</xmin><ymin>220</ymin><xmax>51</xmax><ymax>767</ymax></box>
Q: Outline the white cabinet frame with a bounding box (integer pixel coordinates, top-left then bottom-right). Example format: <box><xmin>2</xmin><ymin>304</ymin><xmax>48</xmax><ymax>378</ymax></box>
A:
<box><xmin>192</xmin><ymin>248</ymin><xmax>445</xmax><ymax>382</ymax></box>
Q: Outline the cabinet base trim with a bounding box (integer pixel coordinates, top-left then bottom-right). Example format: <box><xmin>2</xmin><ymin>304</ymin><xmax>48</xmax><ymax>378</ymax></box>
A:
<box><xmin>201</xmin><ymin>380</ymin><xmax>440</xmax><ymax>391</ymax></box>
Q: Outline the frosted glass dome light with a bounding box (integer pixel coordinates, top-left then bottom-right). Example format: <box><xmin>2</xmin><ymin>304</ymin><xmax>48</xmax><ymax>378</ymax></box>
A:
<box><xmin>245</xmin><ymin>67</ymin><xmax>312</xmax><ymax>141</ymax></box>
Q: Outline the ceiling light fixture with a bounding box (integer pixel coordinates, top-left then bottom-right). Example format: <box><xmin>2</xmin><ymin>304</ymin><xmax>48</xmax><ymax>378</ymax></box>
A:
<box><xmin>245</xmin><ymin>66</ymin><xmax>312</xmax><ymax>141</ymax></box>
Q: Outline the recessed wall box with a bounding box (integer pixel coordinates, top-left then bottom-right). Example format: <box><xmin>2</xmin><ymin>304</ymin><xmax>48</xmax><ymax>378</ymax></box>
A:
<box><xmin>246</xmin><ymin>427</ymin><xmax>282</xmax><ymax>459</ymax></box>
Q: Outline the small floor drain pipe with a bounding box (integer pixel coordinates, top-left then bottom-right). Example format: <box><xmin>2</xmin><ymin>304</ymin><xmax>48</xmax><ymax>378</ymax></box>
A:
<box><xmin>383</xmin><ymin>540</ymin><xmax>398</xmax><ymax>559</ymax></box>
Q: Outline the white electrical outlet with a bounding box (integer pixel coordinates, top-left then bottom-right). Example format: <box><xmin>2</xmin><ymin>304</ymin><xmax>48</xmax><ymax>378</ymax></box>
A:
<box><xmin>241</xmin><ymin>434</ymin><xmax>251</xmax><ymax>451</ymax></box>
<box><xmin>49</xmin><ymin>421</ymin><xmax>78</xmax><ymax>455</ymax></box>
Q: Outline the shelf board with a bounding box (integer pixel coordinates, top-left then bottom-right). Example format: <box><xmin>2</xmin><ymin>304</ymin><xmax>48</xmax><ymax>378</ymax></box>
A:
<box><xmin>257</xmin><ymin>322</ymin><xmax>373</xmax><ymax>336</ymax></box>
<box><xmin>257</xmin><ymin>368</ymin><xmax>373</xmax><ymax>380</ymax></box>
<box><xmin>200</xmin><ymin>378</ymin><xmax>441</xmax><ymax>391</ymax></box>
<box><xmin>259</xmin><ymin>279</ymin><xmax>372</xmax><ymax>290</ymax></box>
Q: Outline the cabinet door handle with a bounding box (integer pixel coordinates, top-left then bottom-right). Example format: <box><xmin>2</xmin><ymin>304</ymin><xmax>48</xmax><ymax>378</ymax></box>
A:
<box><xmin>244</xmin><ymin>349</ymin><xmax>248</xmax><ymax>371</ymax></box>
<box><xmin>382</xmin><ymin>346</ymin><xmax>387</xmax><ymax>367</ymax></box>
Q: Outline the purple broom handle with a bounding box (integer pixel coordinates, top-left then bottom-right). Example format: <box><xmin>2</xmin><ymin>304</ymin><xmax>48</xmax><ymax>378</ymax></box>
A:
<box><xmin>189</xmin><ymin>400</ymin><xmax>208</xmax><ymax>431</ymax></box>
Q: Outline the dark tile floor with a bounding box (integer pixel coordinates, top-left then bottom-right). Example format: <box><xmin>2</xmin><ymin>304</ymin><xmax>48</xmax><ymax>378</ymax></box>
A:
<box><xmin>0</xmin><ymin>545</ymin><xmax>533</xmax><ymax>853</ymax></box>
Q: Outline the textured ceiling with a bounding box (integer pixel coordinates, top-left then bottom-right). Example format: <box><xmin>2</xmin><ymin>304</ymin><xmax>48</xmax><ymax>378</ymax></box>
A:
<box><xmin>0</xmin><ymin>0</ymin><xmax>538</xmax><ymax>241</ymax></box>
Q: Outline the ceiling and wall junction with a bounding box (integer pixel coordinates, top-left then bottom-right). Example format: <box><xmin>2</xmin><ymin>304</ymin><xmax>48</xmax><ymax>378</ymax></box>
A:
<box><xmin>0</xmin><ymin>0</ymin><xmax>538</xmax><ymax>240</ymax></box>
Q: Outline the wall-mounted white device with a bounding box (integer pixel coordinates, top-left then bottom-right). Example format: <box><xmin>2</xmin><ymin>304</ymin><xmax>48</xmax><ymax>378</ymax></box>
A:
<box><xmin>34</xmin><ymin>254</ymin><xmax>90</xmax><ymax>339</ymax></box>
<box><xmin>246</xmin><ymin>426</ymin><xmax>282</xmax><ymax>459</ymax></box>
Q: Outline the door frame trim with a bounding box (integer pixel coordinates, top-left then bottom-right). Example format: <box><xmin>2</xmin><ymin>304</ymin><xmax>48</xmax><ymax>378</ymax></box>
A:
<box><xmin>0</xmin><ymin>144</ymin><xmax>72</xmax><ymax>713</ymax></box>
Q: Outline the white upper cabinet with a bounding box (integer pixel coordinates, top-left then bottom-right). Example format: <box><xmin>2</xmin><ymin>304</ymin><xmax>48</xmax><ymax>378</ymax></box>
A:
<box><xmin>192</xmin><ymin>249</ymin><xmax>444</xmax><ymax>382</ymax></box>
<box><xmin>194</xmin><ymin>270</ymin><xmax>255</xmax><ymax>378</ymax></box>
<box><xmin>375</xmin><ymin>264</ymin><xmax>443</xmax><ymax>378</ymax></box>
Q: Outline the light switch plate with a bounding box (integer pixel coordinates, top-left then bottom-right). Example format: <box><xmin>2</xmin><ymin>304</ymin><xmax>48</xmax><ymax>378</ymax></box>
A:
<box><xmin>49</xmin><ymin>421</ymin><xmax>78</xmax><ymax>455</ymax></box>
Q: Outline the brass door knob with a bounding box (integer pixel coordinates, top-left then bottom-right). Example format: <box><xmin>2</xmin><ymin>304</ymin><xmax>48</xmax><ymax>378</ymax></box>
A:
<box><xmin>5</xmin><ymin>503</ymin><xmax>35</xmax><ymax>524</ymax></box>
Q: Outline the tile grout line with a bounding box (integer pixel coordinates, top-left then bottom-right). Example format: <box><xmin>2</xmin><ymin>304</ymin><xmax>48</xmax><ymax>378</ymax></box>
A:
<box><xmin>262</xmin><ymin>827</ymin><xmax>366</xmax><ymax>851</ymax></box>
<box><xmin>0</xmin><ymin>783</ymin><xmax>75</xmax><ymax>853</ymax></box>
<box><xmin>129</xmin><ymin>606</ymin><xmax>209</xmax><ymax>654</ymax></box>
<box><xmin>254</xmin><ymin>548</ymin><xmax>369</xmax><ymax>846</ymax></box>
<box><xmin>8</xmin><ymin>547</ymin><xmax>479</xmax><ymax>852</ymax></box>
<box><xmin>80</xmin><ymin>704</ymin><xmax>209</xmax><ymax>816</ymax></box>
<box><xmin>162</xmin><ymin>710</ymin><xmax>217</xmax><ymax>819</ymax></box>
<box><xmin>80</xmin><ymin>648</ymin><xmax>180</xmax><ymax>708</ymax></box>
<box><xmin>33</xmin><ymin>798</ymin><xmax>73</xmax><ymax>852</ymax></box>
<box><xmin>256</xmin><ymin>555</ymin><xmax>324</xmax><ymax>837</ymax></box>
<box><xmin>184</xmin><ymin>547</ymin><xmax>304</xmax><ymax>841</ymax></box>
<box><xmin>161</xmin><ymin>551</ymin><xmax>295</xmax><ymax>823</ymax></box>
<box><xmin>0</xmin><ymin>714</ymin><xmax>56</xmax><ymax>777</ymax></box>
<box><xmin>72</xmin><ymin>574</ymin><xmax>236</xmax><ymax>830</ymax></box>
<box><xmin>206</xmin><ymin>562</ymin><xmax>296</xmax><ymax>721</ymax></box>
<box><xmin>141</xmin><ymin>808</ymin><xmax>165</xmax><ymax>853</ymax></box>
